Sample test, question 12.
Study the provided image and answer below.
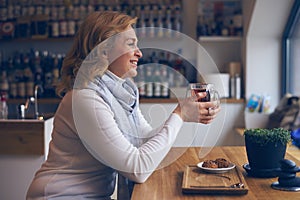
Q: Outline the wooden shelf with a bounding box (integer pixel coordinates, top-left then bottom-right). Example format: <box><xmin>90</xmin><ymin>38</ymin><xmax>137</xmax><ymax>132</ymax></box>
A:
<box><xmin>198</xmin><ymin>36</ymin><xmax>242</xmax><ymax>42</ymax></box>
<box><xmin>140</xmin><ymin>98</ymin><xmax>244</xmax><ymax>104</ymax></box>
<box><xmin>0</xmin><ymin>37</ymin><xmax>74</xmax><ymax>43</ymax></box>
<box><xmin>140</xmin><ymin>98</ymin><xmax>178</xmax><ymax>103</ymax></box>
<box><xmin>7</xmin><ymin>98</ymin><xmax>62</xmax><ymax>104</ymax></box>
<box><xmin>8</xmin><ymin>97</ymin><xmax>244</xmax><ymax>105</ymax></box>
<box><xmin>221</xmin><ymin>98</ymin><xmax>244</xmax><ymax>104</ymax></box>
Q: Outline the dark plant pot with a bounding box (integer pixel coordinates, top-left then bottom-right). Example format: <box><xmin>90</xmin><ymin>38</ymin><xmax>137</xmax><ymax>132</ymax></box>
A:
<box><xmin>245</xmin><ymin>137</ymin><xmax>287</xmax><ymax>170</ymax></box>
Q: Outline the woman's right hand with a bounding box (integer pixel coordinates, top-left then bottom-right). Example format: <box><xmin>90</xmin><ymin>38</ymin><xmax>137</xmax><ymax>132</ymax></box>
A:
<box><xmin>173</xmin><ymin>92</ymin><xmax>221</xmax><ymax>124</ymax></box>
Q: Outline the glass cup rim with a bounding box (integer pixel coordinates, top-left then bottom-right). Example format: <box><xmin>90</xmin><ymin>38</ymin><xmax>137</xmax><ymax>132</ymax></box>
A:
<box><xmin>189</xmin><ymin>83</ymin><xmax>214</xmax><ymax>89</ymax></box>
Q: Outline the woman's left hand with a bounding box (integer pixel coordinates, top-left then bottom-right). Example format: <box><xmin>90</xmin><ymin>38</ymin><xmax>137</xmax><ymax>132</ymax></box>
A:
<box><xmin>173</xmin><ymin>92</ymin><xmax>221</xmax><ymax>124</ymax></box>
<box><xmin>197</xmin><ymin>100</ymin><xmax>221</xmax><ymax>124</ymax></box>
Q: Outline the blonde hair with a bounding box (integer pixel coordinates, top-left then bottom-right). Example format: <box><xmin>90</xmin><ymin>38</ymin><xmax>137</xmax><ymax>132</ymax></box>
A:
<box><xmin>56</xmin><ymin>11</ymin><xmax>137</xmax><ymax>97</ymax></box>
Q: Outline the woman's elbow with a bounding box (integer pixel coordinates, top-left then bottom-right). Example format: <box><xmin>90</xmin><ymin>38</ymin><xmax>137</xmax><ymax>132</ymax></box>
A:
<box><xmin>129</xmin><ymin>172</ymin><xmax>152</xmax><ymax>183</ymax></box>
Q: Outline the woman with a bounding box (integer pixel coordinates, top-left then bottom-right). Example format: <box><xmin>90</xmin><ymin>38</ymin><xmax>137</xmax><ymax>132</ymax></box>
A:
<box><xmin>26</xmin><ymin>11</ymin><xmax>220</xmax><ymax>199</ymax></box>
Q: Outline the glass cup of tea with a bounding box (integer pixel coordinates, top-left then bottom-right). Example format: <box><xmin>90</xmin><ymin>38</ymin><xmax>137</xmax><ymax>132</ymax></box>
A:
<box><xmin>187</xmin><ymin>83</ymin><xmax>220</xmax><ymax>104</ymax></box>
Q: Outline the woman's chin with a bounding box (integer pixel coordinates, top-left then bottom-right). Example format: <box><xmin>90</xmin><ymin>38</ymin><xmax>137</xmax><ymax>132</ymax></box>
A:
<box><xmin>122</xmin><ymin>69</ymin><xmax>137</xmax><ymax>79</ymax></box>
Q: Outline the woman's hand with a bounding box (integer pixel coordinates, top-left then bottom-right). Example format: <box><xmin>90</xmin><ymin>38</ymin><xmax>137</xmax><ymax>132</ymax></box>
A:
<box><xmin>173</xmin><ymin>92</ymin><xmax>221</xmax><ymax>124</ymax></box>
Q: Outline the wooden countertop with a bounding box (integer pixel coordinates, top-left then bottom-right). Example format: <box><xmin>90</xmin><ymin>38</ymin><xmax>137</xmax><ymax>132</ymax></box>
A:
<box><xmin>131</xmin><ymin>146</ymin><xmax>300</xmax><ymax>200</ymax></box>
<box><xmin>0</xmin><ymin>118</ymin><xmax>53</xmax><ymax>155</ymax></box>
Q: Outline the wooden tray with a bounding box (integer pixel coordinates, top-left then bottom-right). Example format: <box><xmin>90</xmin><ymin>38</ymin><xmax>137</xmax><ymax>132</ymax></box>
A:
<box><xmin>182</xmin><ymin>165</ymin><xmax>249</xmax><ymax>195</ymax></box>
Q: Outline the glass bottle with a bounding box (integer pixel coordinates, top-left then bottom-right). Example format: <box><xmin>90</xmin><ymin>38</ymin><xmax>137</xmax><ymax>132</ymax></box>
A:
<box><xmin>165</xmin><ymin>7</ymin><xmax>172</xmax><ymax>38</ymax></box>
<box><xmin>173</xmin><ymin>5</ymin><xmax>181</xmax><ymax>38</ymax></box>
<box><xmin>33</xmin><ymin>50</ymin><xmax>44</xmax><ymax>95</ymax></box>
<box><xmin>0</xmin><ymin>91</ymin><xmax>8</xmax><ymax>119</ymax></box>
<box><xmin>137</xmin><ymin>7</ymin><xmax>146</xmax><ymax>38</ymax></box>
<box><xmin>49</xmin><ymin>3</ymin><xmax>59</xmax><ymax>37</ymax></box>
<box><xmin>0</xmin><ymin>53</ymin><xmax>9</xmax><ymax>98</ymax></box>
<box><xmin>58</xmin><ymin>4</ymin><xmax>67</xmax><ymax>37</ymax></box>
<box><xmin>43</xmin><ymin>51</ymin><xmax>54</xmax><ymax>97</ymax></box>
<box><xmin>148</xmin><ymin>9</ymin><xmax>155</xmax><ymax>38</ymax></box>
<box><xmin>14</xmin><ymin>52</ymin><xmax>26</xmax><ymax>99</ymax></box>
<box><xmin>66</xmin><ymin>5</ymin><xmax>76</xmax><ymax>37</ymax></box>
<box><xmin>160</xmin><ymin>65</ymin><xmax>170</xmax><ymax>98</ymax></box>
<box><xmin>156</xmin><ymin>9</ymin><xmax>164</xmax><ymax>38</ymax></box>
<box><xmin>235</xmin><ymin>74</ymin><xmax>241</xmax><ymax>99</ymax></box>
<box><xmin>135</xmin><ymin>63</ymin><xmax>146</xmax><ymax>99</ymax></box>
<box><xmin>145</xmin><ymin>65</ymin><xmax>153</xmax><ymax>98</ymax></box>
<box><xmin>153</xmin><ymin>65</ymin><xmax>162</xmax><ymax>98</ymax></box>
<box><xmin>23</xmin><ymin>53</ymin><xmax>34</xmax><ymax>98</ymax></box>
<box><xmin>7</xmin><ymin>56</ymin><xmax>17</xmax><ymax>99</ymax></box>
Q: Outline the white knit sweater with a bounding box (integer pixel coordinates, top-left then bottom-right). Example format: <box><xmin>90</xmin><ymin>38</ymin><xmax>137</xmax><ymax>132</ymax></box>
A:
<box><xmin>26</xmin><ymin>88</ymin><xmax>183</xmax><ymax>199</ymax></box>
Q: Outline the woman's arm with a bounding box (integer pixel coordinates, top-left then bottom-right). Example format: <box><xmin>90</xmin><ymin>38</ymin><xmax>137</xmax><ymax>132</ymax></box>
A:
<box><xmin>72</xmin><ymin>89</ymin><xmax>183</xmax><ymax>183</ymax></box>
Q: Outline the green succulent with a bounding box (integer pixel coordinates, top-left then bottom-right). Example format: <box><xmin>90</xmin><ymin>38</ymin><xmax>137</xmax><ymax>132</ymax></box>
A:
<box><xmin>244</xmin><ymin>128</ymin><xmax>292</xmax><ymax>146</ymax></box>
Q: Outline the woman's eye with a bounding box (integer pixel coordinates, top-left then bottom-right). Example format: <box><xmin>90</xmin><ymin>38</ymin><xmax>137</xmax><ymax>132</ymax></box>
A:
<box><xmin>128</xmin><ymin>43</ymin><xmax>135</xmax><ymax>47</ymax></box>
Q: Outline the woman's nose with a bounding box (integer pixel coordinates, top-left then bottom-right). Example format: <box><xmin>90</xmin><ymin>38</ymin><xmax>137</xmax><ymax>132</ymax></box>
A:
<box><xmin>135</xmin><ymin>48</ymin><xmax>143</xmax><ymax>58</ymax></box>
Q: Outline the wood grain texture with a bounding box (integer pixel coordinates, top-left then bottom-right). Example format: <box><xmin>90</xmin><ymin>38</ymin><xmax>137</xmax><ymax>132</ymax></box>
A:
<box><xmin>0</xmin><ymin>120</ymin><xmax>45</xmax><ymax>155</ymax></box>
<box><xmin>131</xmin><ymin>146</ymin><xmax>300</xmax><ymax>200</ymax></box>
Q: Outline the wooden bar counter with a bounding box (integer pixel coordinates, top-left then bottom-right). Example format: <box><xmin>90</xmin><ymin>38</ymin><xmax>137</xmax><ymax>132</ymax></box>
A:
<box><xmin>131</xmin><ymin>146</ymin><xmax>300</xmax><ymax>200</ymax></box>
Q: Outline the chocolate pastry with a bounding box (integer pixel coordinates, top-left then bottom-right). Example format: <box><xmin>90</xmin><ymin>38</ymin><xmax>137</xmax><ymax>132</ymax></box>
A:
<box><xmin>215</xmin><ymin>158</ymin><xmax>230</xmax><ymax>168</ymax></box>
<box><xmin>202</xmin><ymin>160</ymin><xmax>218</xmax><ymax>168</ymax></box>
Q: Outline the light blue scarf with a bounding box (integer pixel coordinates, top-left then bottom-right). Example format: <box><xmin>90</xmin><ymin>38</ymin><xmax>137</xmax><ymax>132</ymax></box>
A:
<box><xmin>88</xmin><ymin>71</ymin><xmax>144</xmax><ymax>147</ymax></box>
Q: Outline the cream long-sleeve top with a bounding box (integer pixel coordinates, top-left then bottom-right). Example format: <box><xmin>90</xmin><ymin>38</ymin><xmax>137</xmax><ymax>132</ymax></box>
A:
<box><xmin>26</xmin><ymin>89</ymin><xmax>183</xmax><ymax>199</ymax></box>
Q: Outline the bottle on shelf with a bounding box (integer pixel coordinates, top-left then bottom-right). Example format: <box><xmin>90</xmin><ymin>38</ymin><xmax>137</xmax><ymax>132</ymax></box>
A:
<box><xmin>30</xmin><ymin>14</ymin><xmax>49</xmax><ymax>39</ymax></box>
<box><xmin>172</xmin><ymin>49</ymin><xmax>187</xmax><ymax>87</ymax></box>
<box><xmin>197</xmin><ymin>15</ymin><xmax>208</xmax><ymax>37</ymax></box>
<box><xmin>230</xmin><ymin>75</ymin><xmax>236</xmax><ymax>99</ymax></box>
<box><xmin>23</xmin><ymin>53</ymin><xmax>34</xmax><ymax>98</ymax></box>
<box><xmin>16</xmin><ymin>13</ymin><xmax>31</xmax><ymax>38</ymax></box>
<box><xmin>64</xmin><ymin>4</ymin><xmax>75</xmax><ymax>37</ymax></box>
<box><xmin>229</xmin><ymin>73</ymin><xmax>242</xmax><ymax>99</ymax></box>
<box><xmin>0</xmin><ymin>53</ymin><xmax>9</xmax><ymax>99</ymax></box>
<box><xmin>58</xmin><ymin>4</ymin><xmax>67</xmax><ymax>38</ymax></box>
<box><xmin>134</xmin><ymin>59</ymin><xmax>146</xmax><ymax>99</ymax></box>
<box><xmin>156</xmin><ymin>8</ymin><xmax>164</xmax><ymax>38</ymax></box>
<box><xmin>43</xmin><ymin>51</ymin><xmax>55</xmax><ymax>98</ymax></box>
<box><xmin>160</xmin><ymin>65</ymin><xmax>170</xmax><ymax>98</ymax></box>
<box><xmin>137</xmin><ymin>6</ymin><xmax>146</xmax><ymax>38</ymax></box>
<box><xmin>158</xmin><ymin>51</ymin><xmax>171</xmax><ymax>98</ymax></box>
<box><xmin>49</xmin><ymin>3</ymin><xmax>59</xmax><ymax>38</ymax></box>
<box><xmin>147</xmin><ymin>8</ymin><xmax>155</xmax><ymax>38</ymax></box>
<box><xmin>153</xmin><ymin>65</ymin><xmax>162</xmax><ymax>98</ymax></box>
<box><xmin>233</xmin><ymin>9</ymin><xmax>243</xmax><ymax>36</ymax></box>
<box><xmin>6</xmin><ymin>56</ymin><xmax>17</xmax><ymax>99</ymax></box>
<box><xmin>164</xmin><ymin>7</ymin><xmax>172</xmax><ymax>38</ymax></box>
<box><xmin>173</xmin><ymin>4</ymin><xmax>181</xmax><ymax>38</ymax></box>
<box><xmin>0</xmin><ymin>91</ymin><xmax>8</xmax><ymax>119</ymax></box>
<box><xmin>0</xmin><ymin>1</ymin><xmax>15</xmax><ymax>40</ymax></box>
<box><xmin>235</xmin><ymin>73</ymin><xmax>241</xmax><ymax>99</ymax></box>
<box><xmin>51</xmin><ymin>53</ymin><xmax>62</xmax><ymax>96</ymax></box>
<box><xmin>32</xmin><ymin>50</ymin><xmax>44</xmax><ymax>97</ymax></box>
<box><xmin>144</xmin><ymin>65</ymin><xmax>153</xmax><ymax>98</ymax></box>
<box><xmin>14</xmin><ymin>52</ymin><xmax>26</xmax><ymax>99</ymax></box>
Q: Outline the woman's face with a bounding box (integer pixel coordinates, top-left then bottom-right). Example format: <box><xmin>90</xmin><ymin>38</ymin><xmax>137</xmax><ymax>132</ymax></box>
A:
<box><xmin>107</xmin><ymin>27</ymin><xmax>142</xmax><ymax>79</ymax></box>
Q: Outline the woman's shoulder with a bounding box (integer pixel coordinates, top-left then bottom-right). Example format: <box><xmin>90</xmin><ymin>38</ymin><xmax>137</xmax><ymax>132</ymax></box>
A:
<box><xmin>71</xmin><ymin>89</ymin><xmax>106</xmax><ymax>102</ymax></box>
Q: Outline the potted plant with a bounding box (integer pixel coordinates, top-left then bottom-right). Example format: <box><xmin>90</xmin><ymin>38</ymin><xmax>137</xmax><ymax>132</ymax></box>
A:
<box><xmin>243</xmin><ymin>128</ymin><xmax>292</xmax><ymax>178</ymax></box>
